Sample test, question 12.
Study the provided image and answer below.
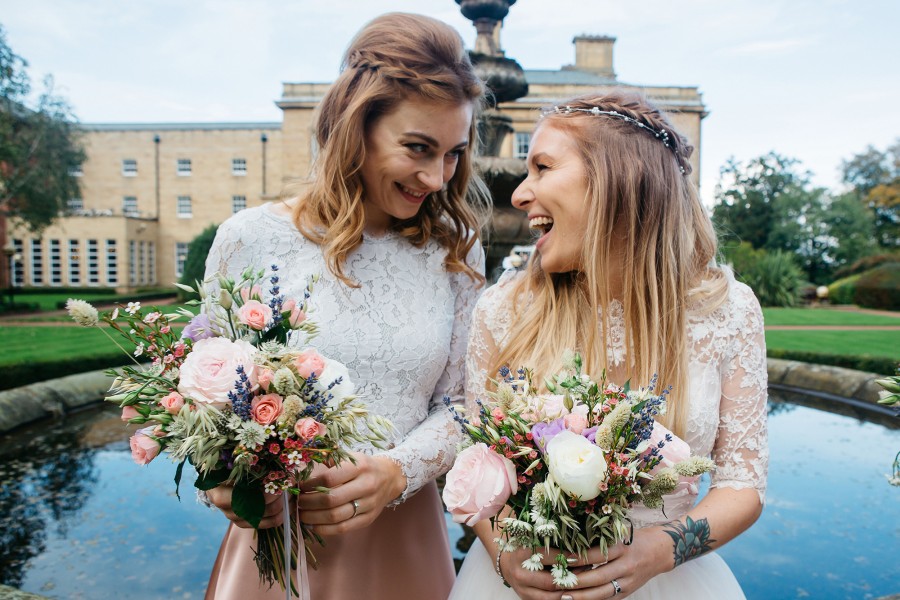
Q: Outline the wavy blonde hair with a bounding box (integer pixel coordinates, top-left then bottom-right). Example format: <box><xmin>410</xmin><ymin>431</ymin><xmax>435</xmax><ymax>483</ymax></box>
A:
<box><xmin>494</xmin><ymin>92</ymin><xmax>729</xmax><ymax>438</ymax></box>
<box><xmin>289</xmin><ymin>13</ymin><xmax>491</xmax><ymax>287</ymax></box>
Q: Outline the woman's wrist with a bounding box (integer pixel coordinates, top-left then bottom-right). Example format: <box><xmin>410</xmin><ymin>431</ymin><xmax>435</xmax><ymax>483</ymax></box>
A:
<box><xmin>494</xmin><ymin>544</ymin><xmax>511</xmax><ymax>588</ymax></box>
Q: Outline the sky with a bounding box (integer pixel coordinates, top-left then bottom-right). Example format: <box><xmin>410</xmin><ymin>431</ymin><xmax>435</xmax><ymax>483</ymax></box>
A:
<box><xmin>2</xmin><ymin>0</ymin><xmax>899</xmax><ymax>205</ymax></box>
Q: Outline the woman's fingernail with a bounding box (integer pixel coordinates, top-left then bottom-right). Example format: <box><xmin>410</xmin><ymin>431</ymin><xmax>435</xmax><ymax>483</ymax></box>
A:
<box><xmin>561</xmin><ymin>595</ymin><xmax>574</xmax><ymax>600</ymax></box>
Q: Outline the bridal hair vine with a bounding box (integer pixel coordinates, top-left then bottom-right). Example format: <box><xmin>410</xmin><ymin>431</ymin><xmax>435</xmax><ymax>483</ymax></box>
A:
<box><xmin>543</xmin><ymin>105</ymin><xmax>686</xmax><ymax>174</ymax></box>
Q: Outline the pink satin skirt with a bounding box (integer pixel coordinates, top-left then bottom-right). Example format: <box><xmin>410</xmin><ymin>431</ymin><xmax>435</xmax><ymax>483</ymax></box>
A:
<box><xmin>206</xmin><ymin>481</ymin><xmax>454</xmax><ymax>600</ymax></box>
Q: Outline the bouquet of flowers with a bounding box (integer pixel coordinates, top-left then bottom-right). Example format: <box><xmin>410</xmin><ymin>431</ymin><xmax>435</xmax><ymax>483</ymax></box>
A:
<box><xmin>442</xmin><ymin>354</ymin><xmax>714</xmax><ymax>588</ymax></box>
<box><xmin>67</xmin><ymin>265</ymin><xmax>393</xmax><ymax>595</ymax></box>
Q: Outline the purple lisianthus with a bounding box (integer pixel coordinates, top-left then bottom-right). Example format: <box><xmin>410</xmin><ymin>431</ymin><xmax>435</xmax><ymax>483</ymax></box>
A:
<box><xmin>582</xmin><ymin>426</ymin><xmax>598</xmax><ymax>444</ymax></box>
<box><xmin>531</xmin><ymin>418</ymin><xmax>566</xmax><ymax>453</ymax></box>
<box><xmin>182</xmin><ymin>313</ymin><xmax>217</xmax><ymax>342</ymax></box>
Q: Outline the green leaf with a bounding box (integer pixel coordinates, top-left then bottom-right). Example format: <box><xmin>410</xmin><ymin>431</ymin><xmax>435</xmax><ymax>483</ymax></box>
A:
<box><xmin>232</xmin><ymin>480</ymin><xmax>266</xmax><ymax>529</ymax></box>
<box><xmin>194</xmin><ymin>468</ymin><xmax>230</xmax><ymax>491</ymax></box>
<box><xmin>174</xmin><ymin>459</ymin><xmax>186</xmax><ymax>501</ymax></box>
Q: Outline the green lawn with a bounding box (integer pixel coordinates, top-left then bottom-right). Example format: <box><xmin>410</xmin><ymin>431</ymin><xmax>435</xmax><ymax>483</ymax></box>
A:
<box><xmin>762</xmin><ymin>307</ymin><xmax>900</xmax><ymax>326</ymax></box>
<box><xmin>765</xmin><ymin>330</ymin><xmax>897</xmax><ymax>360</ymax></box>
<box><xmin>1</xmin><ymin>326</ymin><xmax>131</xmax><ymax>364</ymax></box>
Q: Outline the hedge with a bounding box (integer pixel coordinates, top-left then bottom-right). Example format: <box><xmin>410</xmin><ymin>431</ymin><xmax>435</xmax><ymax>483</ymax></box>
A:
<box><xmin>827</xmin><ymin>273</ymin><xmax>862</xmax><ymax>305</ymax></box>
<box><xmin>0</xmin><ymin>355</ymin><xmax>134</xmax><ymax>392</ymax></box>
<box><xmin>766</xmin><ymin>348</ymin><xmax>897</xmax><ymax>376</ymax></box>
<box><xmin>853</xmin><ymin>263</ymin><xmax>900</xmax><ymax>311</ymax></box>
<box><xmin>52</xmin><ymin>290</ymin><xmax>178</xmax><ymax>310</ymax></box>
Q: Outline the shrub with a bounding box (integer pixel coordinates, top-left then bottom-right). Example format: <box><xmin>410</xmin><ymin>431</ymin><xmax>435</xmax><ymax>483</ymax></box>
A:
<box><xmin>854</xmin><ymin>263</ymin><xmax>900</xmax><ymax>310</ymax></box>
<box><xmin>833</xmin><ymin>253</ymin><xmax>900</xmax><ymax>279</ymax></box>
<box><xmin>740</xmin><ymin>250</ymin><xmax>806</xmax><ymax>307</ymax></box>
<box><xmin>719</xmin><ymin>241</ymin><xmax>764</xmax><ymax>281</ymax></box>
<box><xmin>767</xmin><ymin>349</ymin><xmax>896</xmax><ymax>376</ymax></box>
<box><xmin>827</xmin><ymin>273</ymin><xmax>862</xmax><ymax>305</ymax></box>
<box><xmin>178</xmin><ymin>224</ymin><xmax>219</xmax><ymax>299</ymax></box>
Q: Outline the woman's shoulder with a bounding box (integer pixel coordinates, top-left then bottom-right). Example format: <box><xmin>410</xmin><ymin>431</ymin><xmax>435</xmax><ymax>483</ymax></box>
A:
<box><xmin>215</xmin><ymin>203</ymin><xmax>302</xmax><ymax>243</ymax></box>
<box><xmin>475</xmin><ymin>269</ymin><xmax>526</xmax><ymax>311</ymax></box>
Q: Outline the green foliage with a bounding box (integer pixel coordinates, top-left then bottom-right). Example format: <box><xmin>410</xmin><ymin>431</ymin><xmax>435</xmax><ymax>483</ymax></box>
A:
<box><xmin>718</xmin><ymin>241</ymin><xmax>764</xmax><ymax>281</ymax></box>
<box><xmin>734</xmin><ymin>249</ymin><xmax>806</xmax><ymax>307</ymax></box>
<box><xmin>178</xmin><ymin>224</ymin><xmax>219</xmax><ymax>299</ymax></box>
<box><xmin>0</xmin><ymin>25</ymin><xmax>85</xmax><ymax>233</ymax></box>
<box><xmin>0</xmin><ymin>354</ymin><xmax>132</xmax><ymax>392</ymax></box>
<box><xmin>827</xmin><ymin>274</ymin><xmax>862</xmax><ymax>305</ymax></box>
<box><xmin>853</xmin><ymin>263</ymin><xmax>900</xmax><ymax>310</ymax></box>
<box><xmin>766</xmin><ymin>349</ymin><xmax>896</xmax><ymax>376</ymax></box>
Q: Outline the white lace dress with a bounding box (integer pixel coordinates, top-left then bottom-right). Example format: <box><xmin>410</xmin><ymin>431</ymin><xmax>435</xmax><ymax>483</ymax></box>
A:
<box><xmin>202</xmin><ymin>204</ymin><xmax>482</xmax><ymax>600</ymax></box>
<box><xmin>451</xmin><ymin>270</ymin><xmax>769</xmax><ymax>600</ymax></box>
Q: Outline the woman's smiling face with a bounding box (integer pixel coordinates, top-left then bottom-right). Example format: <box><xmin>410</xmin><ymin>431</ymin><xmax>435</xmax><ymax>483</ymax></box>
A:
<box><xmin>360</xmin><ymin>97</ymin><xmax>473</xmax><ymax>234</ymax></box>
<box><xmin>512</xmin><ymin>123</ymin><xmax>590</xmax><ymax>273</ymax></box>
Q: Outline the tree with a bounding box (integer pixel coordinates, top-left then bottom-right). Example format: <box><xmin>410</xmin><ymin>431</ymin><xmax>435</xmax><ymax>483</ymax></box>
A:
<box><xmin>712</xmin><ymin>152</ymin><xmax>810</xmax><ymax>251</ymax></box>
<box><xmin>841</xmin><ymin>140</ymin><xmax>900</xmax><ymax>249</ymax></box>
<box><xmin>0</xmin><ymin>24</ymin><xmax>84</xmax><ymax>233</ymax></box>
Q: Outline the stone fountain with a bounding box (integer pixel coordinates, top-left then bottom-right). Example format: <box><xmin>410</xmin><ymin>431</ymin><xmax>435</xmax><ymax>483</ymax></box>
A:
<box><xmin>456</xmin><ymin>0</ymin><xmax>532</xmax><ymax>276</ymax></box>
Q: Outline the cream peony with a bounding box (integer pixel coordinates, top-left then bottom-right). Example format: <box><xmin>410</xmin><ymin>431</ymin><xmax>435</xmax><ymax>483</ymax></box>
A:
<box><xmin>546</xmin><ymin>430</ymin><xmax>608</xmax><ymax>501</ymax></box>
<box><xmin>177</xmin><ymin>337</ymin><xmax>258</xmax><ymax>408</ymax></box>
<box><xmin>443</xmin><ymin>443</ymin><xmax>518</xmax><ymax>526</ymax></box>
<box><xmin>315</xmin><ymin>357</ymin><xmax>356</xmax><ymax>406</ymax></box>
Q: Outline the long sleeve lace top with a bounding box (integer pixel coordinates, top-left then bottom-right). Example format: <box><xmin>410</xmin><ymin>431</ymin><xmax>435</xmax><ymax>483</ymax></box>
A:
<box><xmin>465</xmin><ymin>270</ymin><xmax>769</xmax><ymax>525</ymax></box>
<box><xmin>204</xmin><ymin>204</ymin><xmax>483</xmax><ymax>502</ymax></box>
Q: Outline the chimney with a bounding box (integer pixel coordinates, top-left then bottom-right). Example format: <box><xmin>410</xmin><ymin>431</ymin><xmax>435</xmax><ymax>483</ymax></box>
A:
<box><xmin>568</xmin><ymin>35</ymin><xmax>616</xmax><ymax>79</ymax></box>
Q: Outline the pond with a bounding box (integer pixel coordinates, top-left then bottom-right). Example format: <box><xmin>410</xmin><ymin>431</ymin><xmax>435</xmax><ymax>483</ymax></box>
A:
<box><xmin>0</xmin><ymin>390</ymin><xmax>898</xmax><ymax>600</ymax></box>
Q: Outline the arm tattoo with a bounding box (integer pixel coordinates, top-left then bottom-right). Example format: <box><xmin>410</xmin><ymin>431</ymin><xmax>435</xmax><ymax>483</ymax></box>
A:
<box><xmin>662</xmin><ymin>516</ymin><xmax>716</xmax><ymax>566</ymax></box>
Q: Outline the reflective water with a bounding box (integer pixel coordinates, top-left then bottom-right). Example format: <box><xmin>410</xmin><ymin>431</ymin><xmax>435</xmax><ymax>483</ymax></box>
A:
<box><xmin>1</xmin><ymin>393</ymin><xmax>898</xmax><ymax>600</ymax></box>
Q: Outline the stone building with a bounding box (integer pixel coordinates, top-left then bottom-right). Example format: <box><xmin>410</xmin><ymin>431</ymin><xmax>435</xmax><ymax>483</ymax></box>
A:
<box><xmin>5</xmin><ymin>35</ymin><xmax>705</xmax><ymax>292</ymax></box>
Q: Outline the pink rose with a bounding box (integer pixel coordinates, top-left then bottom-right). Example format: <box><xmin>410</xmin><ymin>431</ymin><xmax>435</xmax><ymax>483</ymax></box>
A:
<box><xmin>240</xmin><ymin>285</ymin><xmax>262</xmax><ymax>303</ymax></box>
<box><xmin>282</xmin><ymin>299</ymin><xmax>296</xmax><ymax>313</ymax></box>
<box><xmin>177</xmin><ymin>337</ymin><xmax>258</xmax><ymax>408</ymax></box>
<box><xmin>294</xmin><ymin>418</ymin><xmax>327</xmax><ymax>441</ymax></box>
<box><xmin>252</xmin><ymin>393</ymin><xmax>284</xmax><ymax>426</ymax></box>
<box><xmin>443</xmin><ymin>443</ymin><xmax>518</xmax><ymax>526</ymax></box>
<box><xmin>530</xmin><ymin>394</ymin><xmax>568</xmax><ymax>421</ymax></box>
<box><xmin>564</xmin><ymin>412</ymin><xmax>588</xmax><ymax>435</ymax></box>
<box><xmin>646</xmin><ymin>422</ymin><xmax>691</xmax><ymax>475</ymax></box>
<box><xmin>159</xmin><ymin>391</ymin><xmax>184</xmax><ymax>414</ymax></box>
<box><xmin>121</xmin><ymin>405</ymin><xmax>140</xmax><ymax>422</ymax></box>
<box><xmin>238</xmin><ymin>300</ymin><xmax>273</xmax><ymax>331</ymax></box>
<box><xmin>258</xmin><ymin>367</ymin><xmax>275</xmax><ymax>391</ymax></box>
<box><xmin>293</xmin><ymin>349</ymin><xmax>325</xmax><ymax>380</ymax></box>
<box><xmin>130</xmin><ymin>427</ymin><xmax>161</xmax><ymax>465</ymax></box>
<box><xmin>289</xmin><ymin>307</ymin><xmax>306</xmax><ymax>328</ymax></box>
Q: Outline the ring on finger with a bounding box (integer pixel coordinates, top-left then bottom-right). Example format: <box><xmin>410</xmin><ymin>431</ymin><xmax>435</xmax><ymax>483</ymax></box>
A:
<box><xmin>610</xmin><ymin>578</ymin><xmax>622</xmax><ymax>596</ymax></box>
<box><xmin>350</xmin><ymin>499</ymin><xmax>360</xmax><ymax>519</ymax></box>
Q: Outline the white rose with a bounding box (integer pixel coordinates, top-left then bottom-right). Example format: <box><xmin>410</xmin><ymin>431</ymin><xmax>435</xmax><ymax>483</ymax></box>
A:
<box><xmin>315</xmin><ymin>357</ymin><xmax>356</xmax><ymax>406</ymax></box>
<box><xmin>546</xmin><ymin>430</ymin><xmax>608</xmax><ymax>501</ymax></box>
<box><xmin>177</xmin><ymin>337</ymin><xmax>258</xmax><ymax>408</ymax></box>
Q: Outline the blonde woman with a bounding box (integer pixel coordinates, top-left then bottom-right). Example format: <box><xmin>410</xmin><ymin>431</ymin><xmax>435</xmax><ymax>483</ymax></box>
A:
<box><xmin>203</xmin><ymin>13</ymin><xmax>491</xmax><ymax>599</ymax></box>
<box><xmin>452</xmin><ymin>92</ymin><xmax>768</xmax><ymax>600</ymax></box>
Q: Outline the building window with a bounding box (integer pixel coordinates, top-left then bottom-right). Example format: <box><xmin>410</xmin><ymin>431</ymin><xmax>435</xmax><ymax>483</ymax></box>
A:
<box><xmin>87</xmin><ymin>239</ymin><xmax>99</xmax><ymax>285</ymax></box>
<box><xmin>67</xmin><ymin>198</ymin><xmax>84</xmax><ymax>212</ymax></box>
<box><xmin>129</xmin><ymin>240</ymin><xmax>137</xmax><ymax>285</ymax></box>
<box><xmin>123</xmin><ymin>196</ymin><xmax>138</xmax><ymax>215</ymax></box>
<box><xmin>68</xmin><ymin>239</ymin><xmax>81</xmax><ymax>285</ymax></box>
<box><xmin>232</xmin><ymin>158</ymin><xmax>247</xmax><ymax>176</ymax></box>
<box><xmin>514</xmin><ymin>132</ymin><xmax>531</xmax><ymax>160</ymax></box>
<box><xmin>177</xmin><ymin>196</ymin><xmax>192</xmax><ymax>218</ymax></box>
<box><xmin>139</xmin><ymin>241</ymin><xmax>147</xmax><ymax>285</ymax></box>
<box><xmin>106</xmin><ymin>239</ymin><xmax>118</xmax><ymax>285</ymax></box>
<box><xmin>177</xmin><ymin>158</ymin><xmax>192</xmax><ymax>176</ymax></box>
<box><xmin>30</xmin><ymin>239</ymin><xmax>44</xmax><ymax>286</ymax></box>
<box><xmin>147</xmin><ymin>242</ymin><xmax>156</xmax><ymax>285</ymax></box>
<box><xmin>13</xmin><ymin>239</ymin><xmax>24</xmax><ymax>286</ymax></box>
<box><xmin>232</xmin><ymin>195</ymin><xmax>247</xmax><ymax>214</ymax></box>
<box><xmin>175</xmin><ymin>242</ymin><xmax>189</xmax><ymax>279</ymax></box>
<box><xmin>122</xmin><ymin>159</ymin><xmax>138</xmax><ymax>176</ymax></box>
<box><xmin>49</xmin><ymin>239</ymin><xmax>62</xmax><ymax>286</ymax></box>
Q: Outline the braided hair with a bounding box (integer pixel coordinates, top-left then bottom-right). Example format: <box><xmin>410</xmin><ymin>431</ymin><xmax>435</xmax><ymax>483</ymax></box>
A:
<box><xmin>291</xmin><ymin>12</ymin><xmax>491</xmax><ymax>287</ymax></box>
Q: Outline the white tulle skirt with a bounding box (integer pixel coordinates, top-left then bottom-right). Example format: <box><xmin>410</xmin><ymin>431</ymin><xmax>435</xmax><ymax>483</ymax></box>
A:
<box><xmin>450</xmin><ymin>539</ymin><xmax>746</xmax><ymax>600</ymax></box>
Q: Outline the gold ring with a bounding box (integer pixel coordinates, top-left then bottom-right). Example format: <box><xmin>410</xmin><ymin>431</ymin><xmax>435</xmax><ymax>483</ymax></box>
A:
<box><xmin>351</xmin><ymin>499</ymin><xmax>360</xmax><ymax>518</ymax></box>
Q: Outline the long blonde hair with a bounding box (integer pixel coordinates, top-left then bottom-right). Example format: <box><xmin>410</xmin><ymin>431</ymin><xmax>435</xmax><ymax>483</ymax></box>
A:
<box><xmin>495</xmin><ymin>92</ymin><xmax>728</xmax><ymax>438</ymax></box>
<box><xmin>290</xmin><ymin>13</ymin><xmax>491</xmax><ymax>287</ymax></box>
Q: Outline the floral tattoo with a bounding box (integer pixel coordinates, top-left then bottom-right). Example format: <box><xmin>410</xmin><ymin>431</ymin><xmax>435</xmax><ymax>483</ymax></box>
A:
<box><xmin>662</xmin><ymin>516</ymin><xmax>716</xmax><ymax>566</ymax></box>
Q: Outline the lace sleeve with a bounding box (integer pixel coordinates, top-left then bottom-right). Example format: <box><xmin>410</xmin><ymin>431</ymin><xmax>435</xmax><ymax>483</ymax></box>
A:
<box><xmin>384</xmin><ymin>242</ymin><xmax>485</xmax><ymax>503</ymax></box>
<box><xmin>709</xmin><ymin>283</ymin><xmax>769</xmax><ymax>504</ymax></box>
<box><xmin>464</xmin><ymin>271</ymin><xmax>520</xmax><ymax>413</ymax></box>
<box><xmin>203</xmin><ymin>212</ymin><xmax>265</xmax><ymax>281</ymax></box>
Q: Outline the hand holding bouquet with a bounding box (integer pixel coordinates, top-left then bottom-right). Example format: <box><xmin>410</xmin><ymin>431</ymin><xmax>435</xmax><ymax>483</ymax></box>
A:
<box><xmin>442</xmin><ymin>355</ymin><xmax>714</xmax><ymax>588</ymax></box>
<box><xmin>67</xmin><ymin>265</ymin><xmax>393</xmax><ymax>595</ymax></box>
